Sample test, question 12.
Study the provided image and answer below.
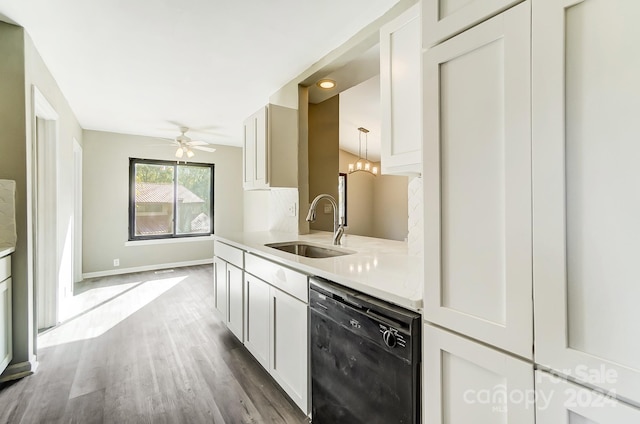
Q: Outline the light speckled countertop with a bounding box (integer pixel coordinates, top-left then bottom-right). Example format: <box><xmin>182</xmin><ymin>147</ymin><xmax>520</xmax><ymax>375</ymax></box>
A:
<box><xmin>214</xmin><ymin>231</ymin><xmax>423</xmax><ymax>311</ymax></box>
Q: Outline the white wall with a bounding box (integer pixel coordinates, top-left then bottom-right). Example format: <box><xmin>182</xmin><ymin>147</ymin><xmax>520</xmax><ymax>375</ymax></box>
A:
<box><xmin>82</xmin><ymin>130</ymin><xmax>243</xmax><ymax>275</ymax></box>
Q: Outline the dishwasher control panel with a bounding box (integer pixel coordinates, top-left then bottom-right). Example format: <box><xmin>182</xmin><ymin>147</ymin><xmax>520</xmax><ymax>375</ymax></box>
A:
<box><xmin>379</xmin><ymin>324</ymin><xmax>407</xmax><ymax>349</ymax></box>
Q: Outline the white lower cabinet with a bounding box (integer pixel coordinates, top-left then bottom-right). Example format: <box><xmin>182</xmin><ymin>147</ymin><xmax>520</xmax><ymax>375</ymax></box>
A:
<box><xmin>226</xmin><ymin>263</ymin><xmax>243</xmax><ymax>341</ymax></box>
<box><xmin>213</xmin><ymin>257</ymin><xmax>227</xmax><ymax>322</ymax></box>
<box><xmin>244</xmin><ymin>253</ymin><xmax>309</xmax><ymax>414</ymax></box>
<box><xmin>213</xmin><ymin>256</ymin><xmax>244</xmax><ymax>341</ymax></box>
<box><xmin>270</xmin><ymin>287</ymin><xmax>308</xmax><ymax>413</ymax></box>
<box><xmin>1</xmin><ymin>254</ymin><xmax>12</xmax><ymax>373</ymax></box>
<box><xmin>244</xmin><ymin>273</ymin><xmax>271</xmax><ymax>370</ymax></box>
<box><xmin>535</xmin><ymin>370</ymin><xmax>640</xmax><ymax>424</ymax></box>
<box><xmin>423</xmin><ymin>323</ymin><xmax>534</xmax><ymax>424</ymax></box>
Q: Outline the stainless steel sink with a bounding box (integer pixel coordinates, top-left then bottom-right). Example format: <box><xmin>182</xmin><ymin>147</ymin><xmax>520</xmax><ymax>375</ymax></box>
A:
<box><xmin>265</xmin><ymin>241</ymin><xmax>354</xmax><ymax>258</ymax></box>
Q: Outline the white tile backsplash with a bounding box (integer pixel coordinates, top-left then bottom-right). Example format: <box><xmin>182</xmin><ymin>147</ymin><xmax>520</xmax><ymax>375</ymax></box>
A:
<box><xmin>269</xmin><ymin>188</ymin><xmax>299</xmax><ymax>234</ymax></box>
<box><xmin>408</xmin><ymin>176</ymin><xmax>423</xmax><ymax>257</ymax></box>
<box><xmin>0</xmin><ymin>179</ymin><xmax>17</xmax><ymax>247</ymax></box>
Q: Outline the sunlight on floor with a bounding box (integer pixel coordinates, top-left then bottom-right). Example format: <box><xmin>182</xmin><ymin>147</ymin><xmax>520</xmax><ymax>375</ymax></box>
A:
<box><xmin>58</xmin><ymin>280</ymin><xmax>141</xmax><ymax>322</ymax></box>
<box><xmin>38</xmin><ymin>275</ymin><xmax>187</xmax><ymax>349</ymax></box>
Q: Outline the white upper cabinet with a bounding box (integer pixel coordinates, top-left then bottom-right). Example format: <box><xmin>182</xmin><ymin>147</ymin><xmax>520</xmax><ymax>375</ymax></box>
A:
<box><xmin>243</xmin><ymin>104</ymin><xmax>298</xmax><ymax>190</ymax></box>
<box><xmin>423</xmin><ymin>1</ymin><xmax>532</xmax><ymax>358</ymax></box>
<box><xmin>422</xmin><ymin>0</ymin><xmax>524</xmax><ymax>47</ymax></box>
<box><xmin>423</xmin><ymin>324</ymin><xmax>534</xmax><ymax>424</ymax></box>
<box><xmin>536</xmin><ymin>371</ymin><xmax>640</xmax><ymax>424</ymax></box>
<box><xmin>380</xmin><ymin>3</ymin><xmax>422</xmax><ymax>176</ymax></box>
<box><xmin>532</xmin><ymin>0</ymin><xmax>640</xmax><ymax>405</ymax></box>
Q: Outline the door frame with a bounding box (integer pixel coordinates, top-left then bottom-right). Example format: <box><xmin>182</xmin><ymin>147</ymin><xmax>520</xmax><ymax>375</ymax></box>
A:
<box><xmin>31</xmin><ymin>86</ymin><xmax>59</xmax><ymax>331</ymax></box>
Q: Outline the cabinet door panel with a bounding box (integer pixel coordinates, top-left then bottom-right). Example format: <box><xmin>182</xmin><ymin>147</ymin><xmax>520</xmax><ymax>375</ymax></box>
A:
<box><xmin>270</xmin><ymin>288</ymin><xmax>308</xmax><ymax>413</ymax></box>
<box><xmin>244</xmin><ymin>274</ymin><xmax>270</xmax><ymax>370</ymax></box>
<box><xmin>243</xmin><ymin>115</ymin><xmax>255</xmax><ymax>189</ymax></box>
<box><xmin>423</xmin><ymin>324</ymin><xmax>534</xmax><ymax>424</ymax></box>
<box><xmin>255</xmin><ymin>106</ymin><xmax>268</xmax><ymax>187</ymax></box>
<box><xmin>227</xmin><ymin>264</ymin><xmax>243</xmax><ymax>341</ymax></box>
<box><xmin>536</xmin><ymin>371</ymin><xmax>640</xmax><ymax>424</ymax></box>
<box><xmin>423</xmin><ymin>0</ymin><xmax>523</xmax><ymax>47</ymax></box>
<box><xmin>423</xmin><ymin>1</ymin><xmax>532</xmax><ymax>358</ymax></box>
<box><xmin>0</xmin><ymin>277</ymin><xmax>11</xmax><ymax>372</ymax></box>
<box><xmin>532</xmin><ymin>0</ymin><xmax>640</xmax><ymax>404</ymax></box>
<box><xmin>213</xmin><ymin>257</ymin><xmax>227</xmax><ymax>322</ymax></box>
<box><xmin>380</xmin><ymin>3</ymin><xmax>422</xmax><ymax>175</ymax></box>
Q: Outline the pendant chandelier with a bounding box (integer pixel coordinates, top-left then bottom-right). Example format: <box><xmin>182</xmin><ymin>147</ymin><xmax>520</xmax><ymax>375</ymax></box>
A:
<box><xmin>348</xmin><ymin>127</ymin><xmax>378</xmax><ymax>176</ymax></box>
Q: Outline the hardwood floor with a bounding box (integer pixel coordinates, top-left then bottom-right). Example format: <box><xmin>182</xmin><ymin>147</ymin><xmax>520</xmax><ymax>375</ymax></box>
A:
<box><xmin>0</xmin><ymin>265</ymin><xmax>308</xmax><ymax>424</ymax></box>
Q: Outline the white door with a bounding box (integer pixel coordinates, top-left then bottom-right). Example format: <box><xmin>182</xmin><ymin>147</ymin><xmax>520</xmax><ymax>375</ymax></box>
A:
<box><xmin>423</xmin><ymin>324</ymin><xmax>534</xmax><ymax>424</ymax></box>
<box><xmin>227</xmin><ymin>263</ymin><xmax>243</xmax><ymax>341</ymax></box>
<box><xmin>72</xmin><ymin>139</ymin><xmax>82</xmax><ymax>283</ymax></box>
<box><xmin>270</xmin><ymin>287</ymin><xmax>308</xmax><ymax>413</ymax></box>
<box><xmin>422</xmin><ymin>0</ymin><xmax>523</xmax><ymax>47</ymax></box>
<box><xmin>243</xmin><ymin>274</ymin><xmax>270</xmax><ymax>370</ymax></box>
<box><xmin>535</xmin><ymin>371</ymin><xmax>640</xmax><ymax>423</ymax></box>
<box><xmin>532</xmin><ymin>0</ymin><xmax>640</xmax><ymax>405</ymax></box>
<box><xmin>213</xmin><ymin>257</ymin><xmax>227</xmax><ymax>322</ymax></box>
<box><xmin>423</xmin><ymin>1</ymin><xmax>532</xmax><ymax>358</ymax></box>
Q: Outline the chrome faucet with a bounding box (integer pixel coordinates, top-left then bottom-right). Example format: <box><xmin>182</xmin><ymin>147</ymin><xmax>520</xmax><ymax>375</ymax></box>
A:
<box><xmin>306</xmin><ymin>194</ymin><xmax>344</xmax><ymax>245</ymax></box>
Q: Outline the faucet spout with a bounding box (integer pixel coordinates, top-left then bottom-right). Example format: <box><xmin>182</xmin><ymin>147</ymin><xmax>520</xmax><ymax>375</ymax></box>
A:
<box><xmin>306</xmin><ymin>194</ymin><xmax>344</xmax><ymax>245</ymax></box>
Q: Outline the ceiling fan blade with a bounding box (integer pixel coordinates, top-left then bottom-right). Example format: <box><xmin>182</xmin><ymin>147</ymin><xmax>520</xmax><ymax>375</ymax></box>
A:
<box><xmin>193</xmin><ymin>146</ymin><xmax>217</xmax><ymax>153</ymax></box>
<box><xmin>187</xmin><ymin>140</ymin><xmax>208</xmax><ymax>146</ymax></box>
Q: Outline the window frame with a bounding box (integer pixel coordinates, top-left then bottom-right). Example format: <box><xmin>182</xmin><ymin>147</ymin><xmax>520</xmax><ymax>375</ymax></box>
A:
<box><xmin>128</xmin><ymin>158</ymin><xmax>215</xmax><ymax>241</ymax></box>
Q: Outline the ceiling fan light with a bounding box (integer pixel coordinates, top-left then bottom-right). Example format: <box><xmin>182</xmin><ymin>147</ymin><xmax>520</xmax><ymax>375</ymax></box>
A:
<box><xmin>175</xmin><ymin>147</ymin><xmax>184</xmax><ymax>158</ymax></box>
<box><xmin>186</xmin><ymin>149</ymin><xmax>195</xmax><ymax>158</ymax></box>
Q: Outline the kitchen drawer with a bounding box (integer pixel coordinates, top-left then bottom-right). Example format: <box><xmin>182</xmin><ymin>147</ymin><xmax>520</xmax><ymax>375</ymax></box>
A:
<box><xmin>245</xmin><ymin>253</ymin><xmax>308</xmax><ymax>303</ymax></box>
<box><xmin>214</xmin><ymin>240</ymin><xmax>243</xmax><ymax>268</ymax></box>
<box><xmin>0</xmin><ymin>255</ymin><xmax>10</xmax><ymax>282</ymax></box>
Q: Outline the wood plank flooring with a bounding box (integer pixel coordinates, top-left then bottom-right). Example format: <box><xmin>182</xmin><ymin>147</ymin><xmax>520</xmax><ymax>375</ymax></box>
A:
<box><xmin>0</xmin><ymin>265</ymin><xmax>308</xmax><ymax>424</ymax></box>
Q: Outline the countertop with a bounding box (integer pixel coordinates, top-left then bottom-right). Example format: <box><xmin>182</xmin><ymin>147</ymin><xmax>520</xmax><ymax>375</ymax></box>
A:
<box><xmin>214</xmin><ymin>231</ymin><xmax>423</xmax><ymax>311</ymax></box>
<box><xmin>0</xmin><ymin>244</ymin><xmax>15</xmax><ymax>258</ymax></box>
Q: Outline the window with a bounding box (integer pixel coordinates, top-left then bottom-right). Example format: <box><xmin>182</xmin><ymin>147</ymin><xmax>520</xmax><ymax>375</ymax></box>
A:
<box><xmin>129</xmin><ymin>158</ymin><xmax>214</xmax><ymax>240</ymax></box>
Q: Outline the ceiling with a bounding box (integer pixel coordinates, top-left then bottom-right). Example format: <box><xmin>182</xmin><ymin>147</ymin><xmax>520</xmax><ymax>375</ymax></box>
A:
<box><xmin>0</xmin><ymin>0</ymin><xmax>399</xmax><ymax>146</ymax></box>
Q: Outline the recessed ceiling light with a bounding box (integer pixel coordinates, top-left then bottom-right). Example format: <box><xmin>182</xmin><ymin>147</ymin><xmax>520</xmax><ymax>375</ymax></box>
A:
<box><xmin>316</xmin><ymin>79</ymin><xmax>337</xmax><ymax>89</ymax></box>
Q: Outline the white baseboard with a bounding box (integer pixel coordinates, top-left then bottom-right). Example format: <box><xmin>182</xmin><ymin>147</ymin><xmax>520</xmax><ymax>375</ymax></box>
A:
<box><xmin>82</xmin><ymin>258</ymin><xmax>213</xmax><ymax>279</ymax></box>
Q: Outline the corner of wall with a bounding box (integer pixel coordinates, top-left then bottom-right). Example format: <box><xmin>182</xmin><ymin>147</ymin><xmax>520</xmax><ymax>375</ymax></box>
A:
<box><xmin>408</xmin><ymin>176</ymin><xmax>423</xmax><ymax>257</ymax></box>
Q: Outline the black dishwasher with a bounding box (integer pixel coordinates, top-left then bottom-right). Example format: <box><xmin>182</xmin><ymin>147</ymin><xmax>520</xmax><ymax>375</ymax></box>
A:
<box><xmin>309</xmin><ymin>276</ymin><xmax>421</xmax><ymax>424</ymax></box>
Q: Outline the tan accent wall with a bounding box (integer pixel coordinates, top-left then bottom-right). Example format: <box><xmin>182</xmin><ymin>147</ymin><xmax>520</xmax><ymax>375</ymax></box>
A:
<box><xmin>308</xmin><ymin>96</ymin><xmax>339</xmax><ymax>232</ymax></box>
<box><xmin>339</xmin><ymin>149</ymin><xmax>408</xmax><ymax>241</ymax></box>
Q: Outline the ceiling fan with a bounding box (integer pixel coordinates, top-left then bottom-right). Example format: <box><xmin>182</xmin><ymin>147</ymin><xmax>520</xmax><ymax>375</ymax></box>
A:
<box><xmin>169</xmin><ymin>126</ymin><xmax>216</xmax><ymax>159</ymax></box>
